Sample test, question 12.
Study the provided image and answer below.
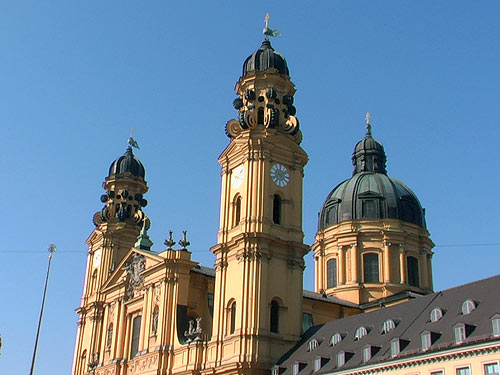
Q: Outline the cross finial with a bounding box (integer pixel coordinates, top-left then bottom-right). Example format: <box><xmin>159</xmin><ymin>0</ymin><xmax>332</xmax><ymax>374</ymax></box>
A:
<box><xmin>128</xmin><ymin>127</ymin><xmax>140</xmax><ymax>150</ymax></box>
<box><xmin>365</xmin><ymin>112</ymin><xmax>372</xmax><ymax>137</ymax></box>
<box><xmin>263</xmin><ymin>13</ymin><xmax>281</xmax><ymax>39</ymax></box>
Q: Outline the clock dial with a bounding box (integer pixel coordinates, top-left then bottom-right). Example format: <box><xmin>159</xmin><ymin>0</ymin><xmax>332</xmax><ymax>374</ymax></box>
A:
<box><xmin>231</xmin><ymin>165</ymin><xmax>245</xmax><ymax>188</ymax></box>
<box><xmin>271</xmin><ymin>163</ymin><xmax>290</xmax><ymax>187</ymax></box>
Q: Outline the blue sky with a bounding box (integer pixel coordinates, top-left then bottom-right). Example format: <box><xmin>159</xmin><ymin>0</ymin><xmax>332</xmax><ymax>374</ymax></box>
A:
<box><xmin>1</xmin><ymin>1</ymin><xmax>499</xmax><ymax>374</ymax></box>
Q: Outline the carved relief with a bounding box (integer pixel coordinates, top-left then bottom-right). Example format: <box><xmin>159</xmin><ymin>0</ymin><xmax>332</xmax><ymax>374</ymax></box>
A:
<box><xmin>124</xmin><ymin>253</ymin><xmax>145</xmax><ymax>300</ymax></box>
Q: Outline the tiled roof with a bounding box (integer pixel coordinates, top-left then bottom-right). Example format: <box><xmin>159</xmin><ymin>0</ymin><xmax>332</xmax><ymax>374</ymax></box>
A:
<box><xmin>275</xmin><ymin>274</ymin><xmax>500</xmax><ymax>374</ymax></box>
<box><xmin>303</xmin><ymin>290</ymin><xmax>359</xmax><ymax>308</ymax></box>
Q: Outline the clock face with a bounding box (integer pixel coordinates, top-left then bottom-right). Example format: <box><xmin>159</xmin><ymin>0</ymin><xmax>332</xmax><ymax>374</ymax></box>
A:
<box><xmin>271</xmin><ymin>163</ymin><xmax>290</xmax><ymax>187</ymax></box>
<box><xmin>231</xmin><ymin>165</ymin><xmax>245</xmax><ymax>188</ymax></box>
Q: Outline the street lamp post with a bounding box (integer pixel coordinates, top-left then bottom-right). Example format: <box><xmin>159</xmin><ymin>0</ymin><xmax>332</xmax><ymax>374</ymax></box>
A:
<box><xmin>29</xmin><ymin>244</ymin><xmax>56</xmax><ymax>375</ymax></box>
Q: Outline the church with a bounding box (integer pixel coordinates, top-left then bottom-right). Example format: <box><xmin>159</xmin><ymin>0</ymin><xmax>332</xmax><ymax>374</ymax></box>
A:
<box><xmin>71</xmin><ymin>34</ymin><xmax>500</xmax><ymax>375</ymax></box>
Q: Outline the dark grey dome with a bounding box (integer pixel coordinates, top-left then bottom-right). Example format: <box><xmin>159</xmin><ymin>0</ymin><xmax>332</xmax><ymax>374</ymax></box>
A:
<box><xmin>318</xmin><ymin>126</ymin><xmax>426</xmax><ymax>230</ymax></box>
<box><xmin>108</xmin><ymin>147</ymin><xmax>145</xmax><ymax>178</ymax></box>
<box><xmin>242</xmin><ymin>40</ymin><xmax>289</xmax><ymax>77</ymax></box>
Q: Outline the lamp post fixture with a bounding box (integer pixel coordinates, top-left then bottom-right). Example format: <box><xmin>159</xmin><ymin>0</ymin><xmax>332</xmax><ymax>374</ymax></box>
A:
<box><xmin>29</xmin><ymin>244</ymin><xmax>56</xmax><ymax>375</ymax></box>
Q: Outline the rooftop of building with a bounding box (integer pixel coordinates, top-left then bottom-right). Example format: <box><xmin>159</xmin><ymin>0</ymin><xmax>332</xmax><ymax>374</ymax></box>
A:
<box><xmin>275</xmin><ymin>274</ymin><xmax>500</xmax><ymax>374</ymax></box>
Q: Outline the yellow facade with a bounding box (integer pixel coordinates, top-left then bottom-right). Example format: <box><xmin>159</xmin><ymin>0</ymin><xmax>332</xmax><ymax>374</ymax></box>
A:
<box><xmin>72</xmin><ymin>40</ymin><xmax>360</xmax><ymax>375</ymax></box>
<box><xmin>313</xmin><ymin>218</ymin><xmax>434</xmax><ymax>305</ymax></box>
<box><xmin>72</xmin><ymin>37</ymin><xmax>496</xmax><ymax>375</ymax></box>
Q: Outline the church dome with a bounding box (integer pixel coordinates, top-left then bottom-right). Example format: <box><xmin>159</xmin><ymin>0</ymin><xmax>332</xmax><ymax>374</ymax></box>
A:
<box><xmin>242</xmin><ymin>40</ymin><xmax>289</xmax><ymax>77</ymax></box>
<box><xmin>108</xmin><ymin>147</ymin><xmax>145</xmax><ymax>178</ymax></box>
<box><xmin>318</xmin><ymin>124</ymin><xmax>426</xmax><ymax>230</ymax></box>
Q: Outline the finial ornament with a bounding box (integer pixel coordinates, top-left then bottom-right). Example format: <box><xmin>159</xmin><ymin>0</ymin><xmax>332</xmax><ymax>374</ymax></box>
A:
<box><xmin>263</xmin><ymin>13</ymin><xmax>282</xmax><ymax>39</ymax></box>
<box><xmin>164</xmin><ymin>230</ymin><xmax>176</xmax><ymax>250</ymax></box>
<box><xmin>178</xmin><ymin>230</ymin><xmax>191</xmax><ymax>250</ymax></box>
<box><xmin>128</xmin><ymin>127</ymin><xmax>140</xmax><ymax>149</ymax></box>
<box><xmin>365</xmin><ymin>112</ymin><xmax>372</xmax><ymax>137</ymax></box>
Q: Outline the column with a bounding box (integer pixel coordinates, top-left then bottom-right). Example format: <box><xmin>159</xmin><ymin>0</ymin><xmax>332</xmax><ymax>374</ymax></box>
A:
<box><xmin>383</xmin><ymin>241</ymin><xmax>391</xmax><ymax>283</ymax></box>
<box><xmin>351</xmin><ymin>243</ymin><xmax>358</xmax><ymax>283</ymax></box>
<box><xmin>338</xmin><ymin>245</ymin><xmax>345</xmax><ymax>285</ymax></box>
<box><xmin>399</xmin><ymin>245</ymin><xmax>406</xmax><ymax>285</ymax></box>
<box><xmin>420</xmin><ymin>250</ymin><xmax>428</xmax><ymax>289</ymax></box>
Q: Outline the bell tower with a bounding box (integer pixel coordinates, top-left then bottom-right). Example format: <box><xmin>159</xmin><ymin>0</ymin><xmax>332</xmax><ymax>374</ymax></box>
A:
<box><xmin>72</xmin><ymin>143</ymin><xmax>149</xmax><ymax>375</ymax></box>
<box><xmin>209</xmin><ymin>34</ymin><xmax>309</xmax><ymax>373</ymax></box>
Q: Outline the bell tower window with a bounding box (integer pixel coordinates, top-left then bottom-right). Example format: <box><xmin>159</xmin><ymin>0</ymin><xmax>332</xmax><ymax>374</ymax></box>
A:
<box><xmin>233</xmin><ymin>195</ymin><xmax>241</xmax><ymax>227</ymax></box>
<box><xmin>227</xmin><ymin>300</ymin><xmax>236</xmax><ymax>335</ymax></box>
<box><xmin>273</xmin><ymin>195</ymin><xmax>282</xmax><ymax>224</ymax></box>
<box><xmin>270</xmin><ymin>300</ymin><xmax>280</xmax><ymax>333</ymax></box>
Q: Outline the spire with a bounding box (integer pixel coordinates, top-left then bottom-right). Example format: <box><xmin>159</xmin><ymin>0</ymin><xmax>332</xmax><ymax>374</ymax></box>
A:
<box><xmin>365</xmin><ymin>112</ymin><xmax>372</xmax><ymax>137</ymax></box>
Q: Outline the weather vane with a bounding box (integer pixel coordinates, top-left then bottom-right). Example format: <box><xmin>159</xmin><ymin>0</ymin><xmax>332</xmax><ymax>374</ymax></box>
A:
<box><xmin>365</xmin><ymin>112</ymin><xmax>372</xmax><ymax>136</ymax></box>
<box><xmin>128</xmin><ymin>126</ymin><xmax>140</xmax><ymax>149</ymax></box>
<box><xmin>263</xmin><ymin>13</ymin><xmax>282</xmax><ymax>40</ymax></box>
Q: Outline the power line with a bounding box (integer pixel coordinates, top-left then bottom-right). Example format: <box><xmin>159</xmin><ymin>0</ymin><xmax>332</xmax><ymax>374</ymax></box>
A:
<box><xmin>1</xmin><ymin>243</ymin><xmax>500</xmax><ymax>254</ymax></box>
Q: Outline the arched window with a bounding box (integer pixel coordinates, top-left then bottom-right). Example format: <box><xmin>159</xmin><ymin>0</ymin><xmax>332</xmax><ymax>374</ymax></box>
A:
<box><xmin>354</xmin><ymin>326</ymin><xmax>368</xmax><ymax>340</ymax></box>
<box><xmin>430</xmin><ymin>307</ymin><xmax>443</xmax><ymax>322</ymax></box>
<box><xmin>381</xmin><ymin>319</ymin><xmax>396</xmax><ymax>334</ymax></box>
<box><xmin>330</xmin><ymin>333</ymin><xmax>343</xmax><ymax>346</ymax></box>
<box><xmin>130</xmin><ymin>315</ymin><xmax>142</xmax><ymax>359</ymax></box>
<box><xmin>273</xmin><ymin>195</ymin><xmax>282</xmax><ymax>224</ymax></box>
<box><xmin>407</xmin><ymin>256</ymin><xmax>419</xmax><ymax>287</ymax></box>
<box><xmin>233</xmin><ymin>196</ymin><xmax>241</xmax><ymax>227</ymax></box>
<box><xmin>462</xmin><ymin>299</ymin><xmax>476</xmax><ymax>315</ymax></box>
<box><xmin>327</xmin><ymin>259</ymin><xmax>337</xmax><ymax>288</ymax></box>
<box><xmin>307</xmin><ymin>338</ymin><xmax>319</xmax><ymax>352</ymax></box>
<box><xmin>270</xmin><ymin>300</ymin><xmax>280</xmax><ymax>333</ymax></box>
<box><xmin>228</xmin><ymin>300</ymin><xmax>236</xmax><ymax>335</ymax></box>
<box><xmin>363</xmin><ymin>253</ymin><xmax>379</xmax><ymax>283</ymax></box>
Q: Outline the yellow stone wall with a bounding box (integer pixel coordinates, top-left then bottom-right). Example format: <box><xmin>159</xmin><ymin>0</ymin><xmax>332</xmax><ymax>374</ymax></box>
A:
<box><xmin>313</xmin><ymin>218</ymin><xmax>434</xmax><ymax>305</ymax></box>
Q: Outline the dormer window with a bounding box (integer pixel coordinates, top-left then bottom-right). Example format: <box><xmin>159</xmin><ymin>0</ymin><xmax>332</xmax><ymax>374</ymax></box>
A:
<box><xmin>420</xmin><ymin>330</ymin><xmax>440</xmax><ymax>351</ymax></box>
<box><xmin>491</xmin><ymin>315</ymin><xmax>500</xmax><ymax>337</ymax></box>
<box><xmin>421</xmin><ymin>332</ymin><xmax>431</xmax><ymax>351</ymax></box>
<box><xmin>462</xmin><ymin>299</ymin><xmax>476</xmax><ymax>315</ymax></box>
<box><xmin>314</xmin><ymin>357</ymin><xmax>329</xmax><ymax>373</ymax></box>
<box><xmin>330</xmin><ymin>332</ymin><xmax>343</xmax><ymax>346</ymax></box>
<box><xmin>362</xmin><ymin>345</ymin><xmax>380</xmax><ymax>363</ymax></box>
<box><xmin>354</xmin><ymin>326</ymin><xmax>368</xmax><ymax>340</ymax></box>
<box><xmin>454</xmin><ymin>324</ymin><xmax>466</xmax><ymax>344</ymax></box>
<box><xmin>381</xmin><ymin>319</ymin><xmax>396</xmax><ymax>334</ymax></box>
<box><xmin>430</xmin><ymin>307</ymin><xmax>444</xmax><ymax>322</ymax></box>
<box><xmin>390</xmin><ymin>338</ymin><xmax>409</xmax><ymax>358</ymax></box>
<box><xmin>453</xmin><ymin>323</ymin><xmax>475</xmax><ymax>344</ymax></box>
<box><xmin>292</xmin><ymin>361</ymin><xmax>306</xmax><ymax>375</ymax></box>
<box><xmin>390</xmin><ymin>339</ymin><xmax>400</xmax><ymax>357</ymax></box>
<box><xmin>337</xmin><ymin>351</ymin><xmax>353</xmax><ymax>368</ymax></box>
